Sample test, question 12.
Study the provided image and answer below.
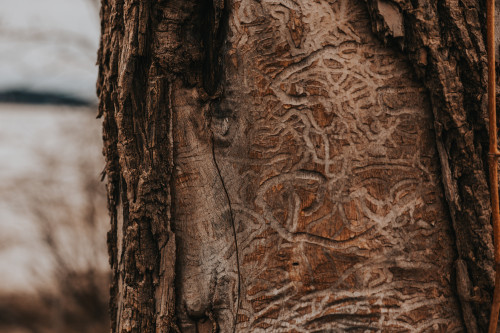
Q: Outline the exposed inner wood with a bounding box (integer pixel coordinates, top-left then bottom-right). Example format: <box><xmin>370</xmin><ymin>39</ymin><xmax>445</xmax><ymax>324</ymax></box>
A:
<box><xmin>216</xmin><ymin>0</ymin><xmax>463</xmax><ymax>330</ymax></box>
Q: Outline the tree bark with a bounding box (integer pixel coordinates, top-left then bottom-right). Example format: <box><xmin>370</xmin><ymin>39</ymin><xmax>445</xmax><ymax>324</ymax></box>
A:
<box><xmin>364</xmin><ymin>1</ymin><xmax>495</xmax><ymax>330</ymax></box>
<box><xmin>97</xmin><ymin>0</ymin><xmax>495</xmax><ymax>331</ymax></box>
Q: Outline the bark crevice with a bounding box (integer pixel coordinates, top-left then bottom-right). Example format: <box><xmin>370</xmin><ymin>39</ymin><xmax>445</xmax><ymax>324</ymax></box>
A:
<box><xmin>210</xmin><ymin>131</ymin><xmax>241</xmax><ymax>332</ymax></box>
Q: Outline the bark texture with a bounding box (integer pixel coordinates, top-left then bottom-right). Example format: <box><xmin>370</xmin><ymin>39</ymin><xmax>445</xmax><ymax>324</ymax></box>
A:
<box><xmin>97</xmin><ymin>1</ymin><xmax>178</xmax><ymax>331</ymax></box>
<box><xmin>364</xmin><ymin>0</ymin><xmax>494</xmax><ymax>330</ymax></box>
<box><xmin>97</xmin><ymin>0</ymin><xmax>495</xmax><ymax>332</ymax></box>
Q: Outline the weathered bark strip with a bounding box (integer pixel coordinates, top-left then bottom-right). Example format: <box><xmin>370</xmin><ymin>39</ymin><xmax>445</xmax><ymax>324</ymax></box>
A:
<box><xmin>97</xmin><ymin>0</ymin><xmax>177</xmax><ymax>331</ymax></box>
<box><xmin>364</xmin><ymin>0</ymin><xmax>494</xmax><ymax>330</ymax></box>
<box><xmin>98</xmin><ymin>0</ymin><xmax>232</xmax><ymax>332</ymax></box>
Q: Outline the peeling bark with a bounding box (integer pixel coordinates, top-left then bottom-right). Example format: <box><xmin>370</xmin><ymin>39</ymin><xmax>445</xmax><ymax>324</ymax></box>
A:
<box><xmin>98</xmin><ymin>0</ymin><xmax>495</xmax><ymax>332</ymax></box>
<box><xmin>364</xmin><ymin>1</ymin><xmax>494</xmax><ymax>330</ymax></box>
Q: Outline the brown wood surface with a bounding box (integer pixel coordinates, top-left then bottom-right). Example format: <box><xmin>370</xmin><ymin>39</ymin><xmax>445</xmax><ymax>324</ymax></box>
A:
<box><xmin>97</xmin><ymin>0</ymin><xmax>496</xmax><ymax>332</ymax></box>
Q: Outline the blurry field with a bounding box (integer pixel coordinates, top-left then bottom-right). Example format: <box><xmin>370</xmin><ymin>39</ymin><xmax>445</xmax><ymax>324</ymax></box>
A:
<box><xmin>0</xmin><ymin>0</ymin><xmax>99</xmax><ymax>102</ymax></box>
<box><xmin>0</xmin><ymin>103</ymin><xmax>109</xmax><ymax>333</ymax></box>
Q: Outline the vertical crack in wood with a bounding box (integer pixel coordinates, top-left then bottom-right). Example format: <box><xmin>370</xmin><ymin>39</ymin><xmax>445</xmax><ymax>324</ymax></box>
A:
<box><xmin>203</xmin><ymin>0</ymin><xmax>239</xmax><ymax>329</ymax></box>
<box><xmin>202</xmin><ymin>0</ymin><xmax>227</xmax><ymax>95</ymax></box>
<box><xmin>210</xmin><ymin>129</ymin><xmax>241</xmax><ymax>333</ymax></box>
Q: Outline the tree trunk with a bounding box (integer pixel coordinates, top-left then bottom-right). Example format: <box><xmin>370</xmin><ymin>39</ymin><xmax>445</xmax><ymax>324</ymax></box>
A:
<box><xmin>97</xmin><ymin>0</ymin><xmax>495</xmax><ymax>331</ymax></box>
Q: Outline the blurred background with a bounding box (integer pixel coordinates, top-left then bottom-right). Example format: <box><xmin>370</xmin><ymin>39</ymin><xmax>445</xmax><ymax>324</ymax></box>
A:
<box><xmin>0</xmin><ymin>1</ymin><xmax>110</xmax><ymax>332</ymax></box>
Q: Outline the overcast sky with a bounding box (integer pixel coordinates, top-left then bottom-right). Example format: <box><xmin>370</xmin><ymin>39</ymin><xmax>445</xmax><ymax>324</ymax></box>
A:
<box><xmin>0</xmin><ymin>0</ymin><xmax>100</xmax><ymax>102</ymax></box>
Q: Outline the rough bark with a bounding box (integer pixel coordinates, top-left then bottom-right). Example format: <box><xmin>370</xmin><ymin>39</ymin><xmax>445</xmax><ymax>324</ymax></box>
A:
<box><xmin>364</xmin><ymin>1</ymin><xmax>494</xmax><ymax>330</ymax></box>
<box><xmin>97</xmin><ymin>1</ymin><xmax>178</xmax><ymax>331</ymax></box>
<box><xmin>97</xmin><ymin>0</ymin><xmax>495</xmax><ymax>332</ymax></box>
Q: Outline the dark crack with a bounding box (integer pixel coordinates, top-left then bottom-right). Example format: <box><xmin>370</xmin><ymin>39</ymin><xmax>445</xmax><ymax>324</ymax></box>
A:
<box><xmin>210</xmin><ymin>132</ymin><xmax>241</xmax><ymax>333</ymax></box>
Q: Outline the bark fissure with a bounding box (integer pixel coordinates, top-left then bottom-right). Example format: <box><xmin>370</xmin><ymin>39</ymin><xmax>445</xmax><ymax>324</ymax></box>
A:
<box><xmin>201</xmin><ymin>0</ymin><xmax>228</xmax><ymax>95</ymax></box>
<box><xmin>210</xmin><ymin>132</ymin><xmax>241</xmax><ymax>332</ymax></box>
